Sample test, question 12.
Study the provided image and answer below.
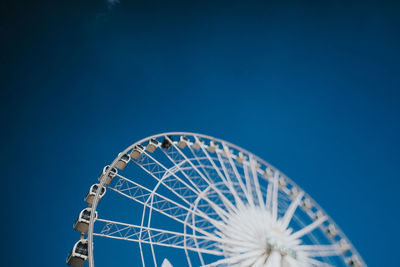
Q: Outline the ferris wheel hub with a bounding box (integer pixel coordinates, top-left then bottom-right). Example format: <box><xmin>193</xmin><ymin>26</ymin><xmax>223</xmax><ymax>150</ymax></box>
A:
<box><xmin>218</xmin><ymin>205</ymin><xmax>306</xmax><ymax>266</ymax></box>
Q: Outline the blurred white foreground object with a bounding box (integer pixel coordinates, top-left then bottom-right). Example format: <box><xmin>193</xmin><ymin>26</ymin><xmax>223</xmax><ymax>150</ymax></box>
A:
<box><xmin>161</xmin><ymin>258</ymin><xmax>173</xmax><ymax>267</ymax></box>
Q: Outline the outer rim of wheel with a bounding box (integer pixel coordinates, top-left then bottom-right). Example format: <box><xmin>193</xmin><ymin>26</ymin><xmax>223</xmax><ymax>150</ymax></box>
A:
<box><xmin>87</xmin><ymin>132</ymin><xmax>366</xmax><ymax>267</ymax></box>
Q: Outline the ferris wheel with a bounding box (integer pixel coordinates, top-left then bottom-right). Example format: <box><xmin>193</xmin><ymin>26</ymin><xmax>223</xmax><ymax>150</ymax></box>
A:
<box><xmin>66</xmin><ymin>132</ymin><xmax>365</xmax><ymax>267</ymax></box>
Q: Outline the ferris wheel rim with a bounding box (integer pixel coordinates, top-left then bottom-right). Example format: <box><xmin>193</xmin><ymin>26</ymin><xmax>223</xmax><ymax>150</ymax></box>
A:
<box><xmin>86</xmin><ymin>132</ymin><xmax>365</xmax><ymax>267</ymax></box>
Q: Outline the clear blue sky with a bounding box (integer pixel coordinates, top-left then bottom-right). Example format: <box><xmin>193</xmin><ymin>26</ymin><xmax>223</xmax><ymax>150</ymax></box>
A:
<box><xmin>1</xmin><ymin>0</ymin><xmax>399</xmax><ymax>266</ymax></box>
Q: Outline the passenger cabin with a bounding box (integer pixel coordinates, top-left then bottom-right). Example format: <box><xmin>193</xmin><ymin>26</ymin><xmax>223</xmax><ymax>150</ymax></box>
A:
<box><xmin>116</xmin><ymin>153</ymin><xmax>130</xmax><ymax>170</ymax></box>
<box><xmin>207</xmin><ymin>141</ymin><xmax>218</xmax><ymax>153</ymax></box>
<box><xmin>314</xmin><ymin>210</ymin><xmax>324</xmax><ymax>220</ymax></box>
<box><xmin>326</xmin><ymin>224</ymin><xmax>338</xmax><ymax>237</ymax></box>
<box><xmin>98</xmin><ymin>165</ymin><xmax>117</xmax><ymax>185</ymax></box>
<box><xmin>339</xmin><ymin>239</ymin><xmax>350</xmax><ymax>253</ymax></box>
<box><xmin>146</xmin><ymin>138</ymin><xmax>159</xmax><ymax>153</ymax></box>
<box><xmin>66</xmin><ymin>239</ymin><xmax>88</xmax><ymax>267</ymax></box>
<box><xmin>222</xmin><ymin>148</ymin><xmax>233</xmax><ymax>157</ymax></box>
<box><xmin>278</xmin><ymin>177</ymin><xmax>286</xmax><ymax>187</ymax></box>
<box><xmin>348</xmin><ymin>255</ymin><xmax>362</xmax><ymax>267</ymax></box>
<box><xmin>263</xmin><ymin>168</ymin><xmax>273</xmax><ymax>179</ymax></box>
<box><xmin>161</xmin><ymin>136</ymin><xmax>173</xmax><ymax>149</ymax></box>
<box><xmin>302</xmin><ymin>198</ymin><xmax>312</xmax><ymax>210</ymax></box>
<box><xmin>236</xmin><ymin>152</ymin><xmax>246</xmax><ymax>163</ymax></box>
<box><xmin>85</xmin><ymin>184</ymin><xmax>106</xmax><ymax>205</ymax></box>
<box><xmin>73</xmin><ymin>208</ymin><xmax>97</xmax><ymax>233</ymax></box>
<box><xmin>192</xmin><ymin>138</ymin><xmax>203</xmax><ymax>150</ymax></box>
<box><xmin>130</xmin><ymin>145</ymin><xmax>144</xmax><ymax>160</ymax></box>
<box><xmin>290</xmin><ymin>187</ymin><xmax>299</xmax><ymax>197</ymax></box>
<box><xmin>177</xmin><ymin>136</ymin><xmax>188</xmax><ymax>149</ymax></box>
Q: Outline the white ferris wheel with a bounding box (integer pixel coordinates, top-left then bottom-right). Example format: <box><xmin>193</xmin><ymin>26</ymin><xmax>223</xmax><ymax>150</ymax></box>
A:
<box><xmin>67</xmin><ymin>132</ymin><xmax>365</xmax><ymax>267</ymax></box>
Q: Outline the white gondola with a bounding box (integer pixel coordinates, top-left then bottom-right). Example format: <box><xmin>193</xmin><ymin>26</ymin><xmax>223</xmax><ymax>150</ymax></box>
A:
<box><xmin>339</xmin><ymin>239</ymin><xmax>351</xmax><ymax>253</ymax></box>
<box><xmin>192</xmin><ymin>137</ymin><xmax>203</xmax><ymax>150</ymax></box>
<box><xmin>161</xmin><ymin>136</ymin><xmax>173</xmax><ymax>150</ymax></box>
<box><xmin>207</xmin><ymin>140</ymin><xmax>218</xmax><ymax>153</ymax></box>
<box><xmin>254</xmin><ymin>161</ymin><xmax>261</xmax><ymax>170</ymax></box>
<box><xmin>177</xmin><ymin>136</ymin><xmax>188</xmax><ymax>149</ymax></box>
<box><xmin>73</xmin><ymin>208</ymin><xmax>97</xmax><ymax>233</ymax></box>
<box><xmin>222</xmin><ymin>148</ymin><xmax>233</xmax><ymax>157</ymax></box>
<box><xmin>115</xmin><ymin>153</ymin><xmax>130</xmax><ymax>170</ymax></box>
<box><xmin>236</xmin><ymin>152</ymin><xmax>246</xmax><ymax>163</ymax></box>
<box><xmin>146</xmin><ymin>138</ymin><xmax>159</xmax><ymax>153</ymax></box>
<box><xmin>302</xmin><ymin>198</ymin><xmax>312</xmax><ymax>210</ymax></box>
<box><xmin>66</xmin><ymin>239</ymin><xmax>88</xmax><ymax>267</ymax></box>
<box><xmin>263</xmin><ymin>167</ymin><xmax>273</xmax><ymax>179</ymax></box>
<box><xmin>290</xmin><ymin>186</ymin><xmax>299</xmax><ymax>197</ymax></box>
<box><xmin>98</xmin><ymin>165</ymin><xmax>117</xmax><ymax>186</ymax></box>
<box><xmin>326</xmin><ymin>224</ymin><xmax>338</xmax><ymax>237</ymax></box>
<box><xmin>348</xmin><ymin>255</ymin><xmax>362</xmax><ymax>267</ymax></box>
<box><xmin>314</xmin><ymin>210</ymin><xmax>324</xmax><ymax>220</ymax></box>
<box><xmin>129</xmin><ymin>144</ymin><xmax>144</xmax><ymax>160</ymax></box>
<box><xmin>278</xmin><ymin>177</ymin><xmax>286</xmax><ymax>187</ymax></box>
<box><xmin>85</xmin><ymin>184</ymin><xmax>106</xmax><ymax>205</ymax></box>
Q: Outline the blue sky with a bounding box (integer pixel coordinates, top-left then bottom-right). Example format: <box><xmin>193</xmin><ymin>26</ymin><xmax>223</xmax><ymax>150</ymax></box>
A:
<box><xmin>1</xmin><ymin>0</ymin><xmax>399</xmax><ymax>266</ymax></box>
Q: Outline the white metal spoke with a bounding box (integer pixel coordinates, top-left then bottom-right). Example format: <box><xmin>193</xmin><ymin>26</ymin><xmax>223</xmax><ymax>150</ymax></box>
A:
<box><xmin>265</xmin><ymin>177</ymin><xmax>273</xmax><ymax>211</ymax></box>
<box><xmin>216</xmin><ymin>151</ymin><xmax>245</xmax><ymax>208</ymax></box>
<box><xmin>183</xmin><ymin>147</ymin><xmax>240</xmax><ymax>224</ymax></box>
<box><xmin>242</xmin><ymin>162</ymin><xmax>255</xmax><ymax>207</ymax></box>
<box><xmin>158</xmin><ymin>144</ymin><xmax>208</xmax><ymax>193</ymax></box>
<box><xmin>184</xmin><ymin>193</ymin><xmax>202</xmax><ymax>267</ymax></box>
<box><xmin>185</xmin><ymin>142</ymin><xmax>217</xmax><ymax>187</ymax></box>
<box><xmin>271</xmin><ymin>171</ymin><xmax>279</xmax><ymax>222</ymax></box>
<box><xmin>133</xmin><ymin>151</ymin><xmax>231</xmax><ymax>230</ymax></box>
<box><xmin>296</xmin><ymin>244</ymin><xmax>341</xmax><ymax>257</ymax></box>
<box><xmin>280</xmin><ymin>191</ymin><xmax>304</xmax><ymax>229</ymax></box>
<box><xmin>159</xmin><ymin>141</ymin><xmax>231</xmax><ymax>222</ymax></box>
<box><xmin>168</xmin><ymin>138</ymin><xmax>238</xmax><ymax>214</ymax></box>
<box><xmin>290</xmin><ymin>216</ymin><xmax>328</xmax><ymax>240</ymax></box>
<box><xmin>222</xmin><ymin>143</ymin><xmax>253</xmax><ymax>206</ymax></box>
<box><xmin>249</xmin><ymin>155</ymin><xmax>264</xmax><ymax>207</ymax></box>
<box><xmin>194</xmin><ymin>141</ymin><xmax>242</xmax><ymax>212</ymax></box>
<box><xmin>138</xmin><ymin>150</ymin><xmax>201</xmax><ymax>199</ymax></box>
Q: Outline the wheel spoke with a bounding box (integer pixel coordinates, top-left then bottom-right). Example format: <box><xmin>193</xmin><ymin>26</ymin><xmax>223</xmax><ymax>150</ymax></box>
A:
<box><xmin>133</xmin><ymin>150</ymin><xmax>231</xmax><ymax>229</ymax></box>
<box><xmin>296</xmin><ymin>244</ymin><xmax>341</xmax><ymax>257</ymax></box>
<box><xmin>271</xmin><ymin>171</ymin><xmax>279</xmax><ymax>222</ymax></box>
<box><xmin>280</xmin><ymin>191</ymin><xmax>304</xmax><ymax>229</ymax></box>
<box><xmin>249</xmin><ymin>155</ymin><xmax>265</xmax><ymax>208</ymax></box>
<box><xmin>290</xmin><ymin>216</ymin><xmax>328</xmax><ymax>240</ymax></box>
<box><xmin>216</xmin><ymin>151</ymin><xmax>245</xmax><ymax>208</ymax></box>
<box><xmin>242</xmin><ymin>162</ymin><xmax>256</xmax><ymax>207</ymax></box>
<box><xmin>168</xmin><ymin>137</ymin><xmax>238</xmax><ymax>214</ymax></box>
<box><xmin>159</xmin><ymin>140</ymin><xmax>231</xmax><ymax>222</ymax></box>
